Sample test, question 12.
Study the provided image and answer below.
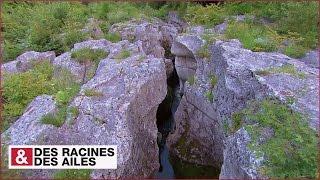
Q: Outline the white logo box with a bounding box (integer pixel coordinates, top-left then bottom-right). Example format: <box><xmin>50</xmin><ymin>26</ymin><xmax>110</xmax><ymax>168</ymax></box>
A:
<box><xmin>9</xmin><ymin>145</ymin><xmax>117</xmax><ymax>169</ymax></box>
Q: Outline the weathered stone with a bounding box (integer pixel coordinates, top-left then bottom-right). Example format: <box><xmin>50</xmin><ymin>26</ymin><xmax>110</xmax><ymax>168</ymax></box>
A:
<box><xmin>171</xmin><ymin>35</ymin><xmax>203</xmax><ymax>94</ymax></box>
<box><xmin>2</xmin><ymin>39</ymin><xmax>168</xmax><ymax>178</ymax></box>
<box><xmin>164</xmin><ymin>58</ymin><xmax>174</xmax><ymax>77</ymax></box>
<box><xmin>82</xmin><ymin>18</ymin><xmax>104</xmax><ymax>39</ymax></box>
<box><xmin>1</xmin><ymin>51</ymin><xmax>55</xmax><ymax>74</ymax></box>
<box><xmin>298</xmin><ymin>50</ymin><xmax>319</xmax><ymax>68</ymax></box>
<box><xmin>168</xmin><ymin>39</ymin><xmax>318</xmax><ymax>178</ymax></box>
<box><xmin>1</xmin><ymin>95</ymin><xmax>57</xmax><ymax>145</ymax></box>
<box><xmin>167</xmin><ymin>11</ymin><xmax>187</xmax><ymax>33</ymax></box>
<box><xmin>220</xmin><ymin>128</ymin><xmax>264</xmax><ymax>179</ymax></box>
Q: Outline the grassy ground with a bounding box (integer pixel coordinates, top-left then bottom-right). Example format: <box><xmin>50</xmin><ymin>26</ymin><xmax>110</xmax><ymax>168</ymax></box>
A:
<box><xmin>2</xmin><ymin>2</ymin><xmax>317</xmax><ymax>62</ymax></box>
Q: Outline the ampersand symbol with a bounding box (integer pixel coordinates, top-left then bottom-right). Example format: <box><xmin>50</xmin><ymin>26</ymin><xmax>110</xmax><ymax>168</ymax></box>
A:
<box><xmin>15</xmin><ymin>149</ymin><xmax>28</xmax><ymax>165</ymax></box>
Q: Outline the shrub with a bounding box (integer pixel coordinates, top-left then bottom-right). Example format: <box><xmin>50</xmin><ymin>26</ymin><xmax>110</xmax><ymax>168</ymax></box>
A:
<box><xmin>2</xmin><ymin>61</ymin><xmax>54</xmax><ymax>132</ymax></box>
<box><xmin>184</xmin><ymin>3</ymin><xmax>226</xmax><ymax>27</ymax></box>
<box><xmin>225</xmin><ymin>21</ymin><xmax>278</xmax><ymax>52</ymax></box>
<box><xmin>2</xmin><ymin>2</ymin><xmax>89</xmax><ymax>61</ymax></box>
<box><xmin>41</xmin><ymin>109</ymin><xmax>66</xmax><ymax>127</ymax></box>
<box><xmin>284</xmin><ymin>44</ymin><xmax>307</xmax><ymax>58</ymax></box>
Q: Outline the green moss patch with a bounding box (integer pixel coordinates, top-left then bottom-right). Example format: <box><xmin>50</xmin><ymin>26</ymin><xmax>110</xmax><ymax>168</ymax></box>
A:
<box><xmin>240</xmin><ymin>99</ymin><xmax>317</xmax><ymax>178</ymax></box>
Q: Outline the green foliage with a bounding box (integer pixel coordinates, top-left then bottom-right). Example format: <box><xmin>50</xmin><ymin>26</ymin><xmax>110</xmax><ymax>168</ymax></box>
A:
<box><xmin>2</xmin><ymin>61</ymin><xmax>80</xmax><ymax>130</ymax></box>
<box><xmin>184</xmin><ymin>3</ymin><xmax>226</xmax><ymax>27</ymax></box>
<box><xmin>84</xmin><ymin>89</ymin><xmax>103</xmax><ymax>97</ymax></box>
<box><xmin>2</xmin><ymin>61</ymin><xmax>54</xmax><ymax>131</ymax></box>
<box><xmin>114</xmin><ymin>50</ymin><xmax>131</xmax><ymax>60</ymax></box>
<box><xmin>90</xmin><ymin>2</ymin><xmax>142</xmax><ymax>24</ymax></box>
<box><xmin>53</xmin><ymin>169</ymin><xmax>92</xmax><ymax>179</ymax></box>
<box><xmin>41</xmin><ymin>107</ymin><xmax>67</xmax><ymax>127</ymax></box>
<box><xmin>284</xmin><ymin>44</ymin><xmax>307</xmax><ymax>58</ymax></box>
<box><xmin>225</xmin><ymin>21</ymin><xmax>278</xmax><ymax>52</ymax></box>
<box><xmin>187</xmin><ymin>75</ymin><xmax>195</xmax><ymax>85</ymax></box>
<box><xmin>243</xmin><ymin>99</ymin><xmax>317</xmax><ymax>178</ymax></box>
<box><xmin>223</xmin><ymin>2</ymin><xmax>317</xmax><ymax>56</ymax></box>
<box><xmin>209</xmin><ymin>74</ymin><xmax>218</xmax><ymax>87</ymax></box>
<box><xmin>231</xmin><ymin>112</ymin><xmax>244</xmax><ymax>133</ymax></box>
<box><xmin>71</xmin><ymin>48</ymin><xmax>108</xmax><ymax>64</ymax></box>
<box><xmin>2</xmin><ymin>2</ymin><xmax>89</xmax><ymax>61</ymax></box>
<box><xmin>197</xmin><ymin>43</ymin><xmax>210</xmax><ymax>58</ymax></box>
<box><xmin>255</xmin><ymin>64</ymin><xmax>305</xmax><ymax>79</ymax></box>
<box><xmin>105</xmin><ymin>32</ymin><xmax>122</xmax><ymax>43</ymax></box>
<box><xmin>205</xmin><ymin>91</ymin><xmax>213</xmax><ymax>103</ymax></box>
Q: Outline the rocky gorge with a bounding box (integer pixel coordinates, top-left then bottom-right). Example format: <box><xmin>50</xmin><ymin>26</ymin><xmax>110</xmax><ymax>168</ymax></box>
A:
<box><xmin>1</xmin><ymin>11</ymin><xmax>318</xmax><ymax>179</ymax></box>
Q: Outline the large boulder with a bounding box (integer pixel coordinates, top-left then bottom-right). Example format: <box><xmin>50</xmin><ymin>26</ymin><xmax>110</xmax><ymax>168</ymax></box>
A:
<box><xmin>1</xmin><ymin>51</ymin><xmax>55</xmax><ymax>74</ymax></box>
<box><xmin>171</xmin><ymin>35</ymin><xmax>203</xmax><ymax>94</ymax></box>
<box><xmin>1</xmin><ymin>95</ymin><xmax>58</xmax><ymax>145</ymax></box>
<box><xmin>2</xmin><ymin>39</ymin><xmax>168</xmax><ymax>178</ymax></box>
<box><xmin>167</xmin><ymin>39</ymin><xmax>318</xmax><ymax>178</ymax></box>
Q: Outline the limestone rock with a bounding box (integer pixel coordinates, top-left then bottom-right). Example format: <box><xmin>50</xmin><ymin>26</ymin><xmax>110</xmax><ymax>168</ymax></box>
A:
<box><xmin>1</xmin><ymin>95</ymin><xmax>57</xmax><ymax>145</ymax></box>
<box><xmin>168</xmin><ymin>39</ymin><xmax>318</xmax><ymax>178</ymax></box>
<box><xmin>1</xmin><ymin>51</ymin><xmax>55</xmax><ymax>74</ymax></box>
<box><xmin>2</xmin><ymin>39</ymin><xmax>168</xmax><ymax>178</ymax></box>
<box><xmin>220</xmin><ymin>128</ymin><xmax>264</xmax><ymax>179</ymax></box>
<box><xmin>298</xmin><ymin>50</ymin><xmax>319</xmax><ymax>68</ymax></box>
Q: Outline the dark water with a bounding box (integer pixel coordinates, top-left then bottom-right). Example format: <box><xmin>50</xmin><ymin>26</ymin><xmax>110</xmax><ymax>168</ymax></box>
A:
<box><xmin>155</xmin><ymin>69</ymin><xmax>220</xmax><ymax>179</ymax></box>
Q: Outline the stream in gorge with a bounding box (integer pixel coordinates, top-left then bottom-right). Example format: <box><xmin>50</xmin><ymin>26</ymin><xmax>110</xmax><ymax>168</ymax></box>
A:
<box><xmin>154</xmin><ymin>68</ymin><xmax>220</xmax><ymax>179</ymax></box>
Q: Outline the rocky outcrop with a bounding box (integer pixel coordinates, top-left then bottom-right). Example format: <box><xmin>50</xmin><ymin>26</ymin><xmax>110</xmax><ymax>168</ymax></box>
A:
<box><xmin>219</xmin><ymin>128</ymin><xmax>264</xmax><ymax>179</ymax></box>
<box><xmin>298</xmin><ymin>50</ymin><xmax>319</xmax><ymax>68</ymax></box>
<box><xmin>167</xmin><ymin>37</ymin><xmax>319</xmax><ymax>178</ymax></box>
<box><xmin>109</xmin><ymin>18</ymin><xmax>178</xmax><ymax>58</ymax></box>
<box><xmin>1</xmin><ymin>51</ymin><xmax>55</xmax><ymax>74</ymax></box>
<box><xmin>171</xmin><ymin>35</ymin><xmax>203</xmax><ymax>94</ymax></box>
<box><xmin>2</xmin><ymin>39</ymin><xmax>168</xmax><ymax>178</ymax></box>
<box><xmin>1</xmin><ymin>95</ymin><xmax>57</xmax><ymax>145</ymax></box>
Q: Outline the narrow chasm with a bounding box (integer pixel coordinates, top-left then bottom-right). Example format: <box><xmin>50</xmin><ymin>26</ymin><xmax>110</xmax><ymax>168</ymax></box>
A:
<box><xmin>155</xmin><ymin>65</ymin><xmax>180</xmax><ymax>179</ymax></box>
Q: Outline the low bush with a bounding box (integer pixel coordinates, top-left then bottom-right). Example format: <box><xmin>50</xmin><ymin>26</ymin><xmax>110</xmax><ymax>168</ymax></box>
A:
<box><xmin>2</xmin><ymin>61</ymin><xmax>54</xmax><ymax>131</ymax></box>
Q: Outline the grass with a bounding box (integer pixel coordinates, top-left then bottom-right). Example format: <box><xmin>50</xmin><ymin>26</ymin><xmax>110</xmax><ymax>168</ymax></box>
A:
<box><xmin>84</xmin><ymin>89</ymin><xmax>103</xmax><ymax>97</ymax></box>
<box><xmin>71</xmin><ymin>48</ymin><xmax>107</xmax><ymax>64</ymax></box>
<box><xmin>2</xmin><ymin>2</ymin><xmax>90</xmax><ymax>61</ymax></box>
<box><xmin>241</xmin><ymin>99</ymin><xmax>317</xmax><ymax>178</ymax></box>
<box><xmin>256</xmin><ymin>64</ymin><xmax>306</xmax><ymax>79</ymax></box>
<box><xmin>3</xmin><ymin>2</ymin><xmax>316</xmax><ymax>61</ymax></box>
<box><xmin>53</xmin><ymin>169</ymin><xmax>92</xmax><ymax>179</ymax></box>
<box><xmin>114</xmin><ymin>50</ymin><xmax>131</xmax><ymax>60</ymax></box>
<box><xmin>209</xmin><ymin>74</ymin><xmax>218</xmax><ymax>87</ymax></box>
<box><xmin>205</xmin><ymin>91</ymin><xmax>214</xmax><ymax>103</ymax></box>
<box><xmin>105</xmin><ymin>32</ymin><xmax>122</xmax><ymax>43</ymax></box>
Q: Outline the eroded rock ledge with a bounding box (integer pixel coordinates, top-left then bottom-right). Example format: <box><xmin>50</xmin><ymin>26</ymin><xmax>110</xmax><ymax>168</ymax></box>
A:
<box><xmin>168</xmin><ymin>37</ymin><xmax>318</xmax><ymax>178</ymax></box>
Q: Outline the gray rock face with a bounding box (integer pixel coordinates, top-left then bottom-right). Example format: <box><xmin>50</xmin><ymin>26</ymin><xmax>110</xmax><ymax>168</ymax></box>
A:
<box><xmin>53</xmin><ymin>39</ymin><xmax>111</xmax><ymax>83</ymax></box>
<box><xmin>82</xmin><ymin>18</ymin><xmax>104</xmax><ymax>39</ymax></box>
<box><xmin>2</xmin><ymin>39</ymin><xmax>167</xmax><ymax>178</ymax></box>
<box><xmin>168</xmin><ymin>38</ymin><xmax>318</xmax><ymax>178</ymax></box>
<box><xmin>220</xmin><ymin>128</ymin><xmax>264</xmax><ymax>179</ymax></box>
<box><xmin>298</xmin><ymin>50</ymin><xmax>319</xmax><ymax>68</ymax></box>
<box><xmin>167</xmin><ymin>11</ymin><xmax>188</xmax><ymax>33</ymax></box>
<box><xmin>171</xmin><ymin>35</ymin><xmax>203</xmax><ymax>94</ymax></box>
<box><xmin>109</xmin><ymin>18</ymin><xmax>178</xmax><ymax>59</ymax></box>
<box><xmin>1</xmin><ymin>51</ymin><xmax>55</xmax><ymax>74</ymax></box>
<box><xmin>1</xmin><ymin>95</ymin><xmax>57</xmax><ymax>145</ymax></box>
